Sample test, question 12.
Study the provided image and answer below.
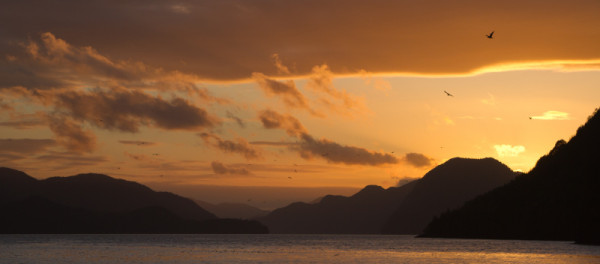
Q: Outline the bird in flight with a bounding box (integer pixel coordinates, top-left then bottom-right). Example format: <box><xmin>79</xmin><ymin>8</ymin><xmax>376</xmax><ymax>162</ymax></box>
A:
<box><xmin>444</xmin><ymin>90</ymin><xmax>454</xmax><ymax>97</ymax></box>
<box><xmin>486</xmin><ymin>31</ymin><xmax>494</xmax><ymax>39</ymax></box>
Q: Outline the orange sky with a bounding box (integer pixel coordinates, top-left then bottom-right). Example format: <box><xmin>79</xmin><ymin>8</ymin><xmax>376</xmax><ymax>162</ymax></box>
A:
<box><xmin>1</xmin><ymin>0</ymin><xmax>599</xmax><ymax>208</ymax></box>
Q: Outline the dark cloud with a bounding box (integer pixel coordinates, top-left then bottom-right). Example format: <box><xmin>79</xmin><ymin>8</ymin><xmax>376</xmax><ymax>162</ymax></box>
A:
<box><xmin>118</xmin><ymin>140</ymin><xmax>157</xmax><ymax>146</ymax></box>
<box><xmin>211</xmin><ymin>161</ymin><xmax>252</xmax><ymax>175</ymax></box>
<box><xmin>0</xmin><ymin>120</ymin><xmax>45</xmax><ymax>129</ymax></box>
<box><xmin>0</xmin><ymin>138</ymin><xmax>56</xmax><ymax>154</ymax></box>
<box><xmin>46</xmin><ymin>115</ymin><xmax>96</xmax><ymax>153</ymax></box>
<box><xmin>250</xmin><ymin>141</ymin><xmax>297</xmax><ymax>147</ymax></box>
<box><xmin>54</xmin><ymin>89</ymin><xmax>219</xmax><ymax>132</ymax></box>
<box><xmin>258</xmin><ymin>109</ymin><xmax>307</xmax><ymax>137</ymax></box>
<box><xmin>259</xmin><ymin>109</ymin><xmax>398</xmax><ymax>166</ymax></box>
<box><xmin>295</xmin><ymin>134</ymin><xmax>398</xmax><ymax>166</ymax></box>
<box><xmin>3</xmin><ymin>0</ymin><xmax>597</xmax><ymax>81</ymax></box>
<box><xmin>252</xmin><ymin>72</ymin><xmax>309</xmax><ymax>109</ymax></box>
<box><xmin>402</xmin><ymin>153</ymin><xmax>436</xmax><ymax>168</ymax></box>
<box><xmin>199</xmin><ymin>133</ymin><xmax>262</xmax><ymax>160</ymax></box>
<box><xmin>0</xmin><ymin>111</ymin><xmax>46</xmax><ymax>129</ymax></box>
<box><xmin>226</xmin><ymin>111</ymin><xmax>245</xmax><ymax>128</ymax></box>
<box><xmin>0</xmin><ymin>32</ymin><xmax>212</xmax><ymax>95</ymax></box>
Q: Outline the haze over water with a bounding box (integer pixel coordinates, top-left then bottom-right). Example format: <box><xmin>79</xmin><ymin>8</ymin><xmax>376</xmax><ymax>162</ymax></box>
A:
<box><xmin>2</xmin><ymin>235</ymin><xmax>599</xmax><ymax>264</ymax></box>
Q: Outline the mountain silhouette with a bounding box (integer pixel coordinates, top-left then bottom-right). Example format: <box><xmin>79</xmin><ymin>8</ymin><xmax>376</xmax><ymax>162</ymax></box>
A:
<box><xmin>421</xmin><ymin>108</ymin><xmax>600</xmax><ymax>244</ymax></box>
<box><xmin>0</xmin><ymin>169</ymin><xmax>215</xmax><ymax>221</ymax></box>
<box><xmin>257</xmin><ymin>181</ymin><xmax>418</xmax><ymax>233</ymax></box>
<box><xmin>382</xmin><ymin>157</ymin><xmax>516</xmax><ymax>234</ymax></box>
<box><xmin>0</xmin><ymin>168</ymin><xmax>268</xmax><ymax>234</ymax></box>
<box><xmin>195</xmin><ymin>200</ymin><xmax>270</xmax><ymax>219</ymax></box>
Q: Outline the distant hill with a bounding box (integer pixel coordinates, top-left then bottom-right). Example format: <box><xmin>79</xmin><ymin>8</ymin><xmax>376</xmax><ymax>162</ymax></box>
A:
<box><xmin>257</xmin><ymin>181</ymin><xmax>418</xmax><ymax>233</ymax></box>
<box><xmin>0</xmin><ymin>168</ymin><xmax>216</xmax><ymax>221</ymax></box>
<box><xmin>195</xmin><ymin>200</ymin><xmax>270</xmax><ymax>219</ymax></box>
<box><xmin>421</xmin><ymin>108</ymin><xmax>600</xmax><ymax>243</ymax></box>
<box><xmin>382</xmin><ymin>157</ymin><xmax>516</xmax><ymax>234</ymax></box>
<box><xmin>0</xmin><ymin>168</ymin><xmax>268</xmax><ymax>234</ymax></box>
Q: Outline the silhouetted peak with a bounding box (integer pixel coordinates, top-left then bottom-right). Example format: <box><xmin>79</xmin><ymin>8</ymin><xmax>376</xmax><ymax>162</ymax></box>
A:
<box><xmin>0</xmin><ymin>167</ymin><xmax>37</xmax><ymax>183</ymax></box>
<box><xmin>320</xmin><ymin>195</ymin><xmax>346</xmax><ymax>204</ymax></box>
<box><xmin>351</xmin><ymin>185</ymin><xmax>384</xmax><ymax>199</ymax></box>
<box><xmin>44</xmin><ymin>173</ymin><xmax>150</xmax><ymax>190</ymax></box>
<box><xmin>423</xmin><ymin>157</ymin><xmax>512</xmax><ymax>181</ymax></box>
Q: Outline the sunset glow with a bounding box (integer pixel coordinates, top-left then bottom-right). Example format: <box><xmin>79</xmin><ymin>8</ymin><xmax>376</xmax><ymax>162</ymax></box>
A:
<box><xmin>1</xmin><ymin>0</ymin><xmax>599</xmax><ymax>209</ymax></box>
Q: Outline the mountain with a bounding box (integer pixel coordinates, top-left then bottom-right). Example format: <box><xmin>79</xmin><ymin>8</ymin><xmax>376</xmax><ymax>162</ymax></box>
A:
<box><xmin>0</xmin><ymin>169</ymin><xmax>216</xmax><ymax>221</ymax></box>
<box><xmin>382</xmin><ymin>157</ymin><xmax>516</xmax><ymax>234</ymax></box>
<box><xmin>195</xmin><ymin>200</ymin><xmax>270</xmax><ymax>219</ymax></box>
<box><xmin>0</xmin><ymin>196</ymin><xmax>268</xmax><ymax>234</ymax></box>
<box><xmin>421</xmin><ymin>108</ymin><xmax>600</xmax><ymax>243</ymax></box>
<box><xmin>257</xmin><ymin>181</ymin><xmax>418</xmax><ymax>233</ymax></box>
<box><xmin>0</xmin><ymin>168</ymin><xmax>268</xmax><ymax>234</ymax></box>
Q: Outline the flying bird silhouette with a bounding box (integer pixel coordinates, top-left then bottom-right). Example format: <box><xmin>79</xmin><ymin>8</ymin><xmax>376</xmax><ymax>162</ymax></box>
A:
<box><xmin>444</xmin><ymin>90</ymin><xmax>454</xmax><ymax>97</ymax></box>
<box><xmin>486</xmin><ymin>31</ymin><xmax>494</xmax><ymax>39</ymax></box>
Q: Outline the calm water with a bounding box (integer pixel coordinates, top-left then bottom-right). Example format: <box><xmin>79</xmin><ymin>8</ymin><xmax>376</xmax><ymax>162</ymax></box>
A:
<box><xmin>1</xmin><ymin>234</ymin><xmax>600</xmax><ymax>264</ymax></box>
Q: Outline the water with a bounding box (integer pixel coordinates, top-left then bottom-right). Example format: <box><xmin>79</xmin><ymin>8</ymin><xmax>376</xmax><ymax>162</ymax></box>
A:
<box><xmin>1</xmin><ymin>234</ymin><xmax>599</xmax><ymax>264</ymax></box>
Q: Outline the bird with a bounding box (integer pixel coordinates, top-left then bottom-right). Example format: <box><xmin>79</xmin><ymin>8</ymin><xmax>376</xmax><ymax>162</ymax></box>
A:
<box><xmin>486</xmin><ymin>31</ymin><xmax>494</xmax><ymax>39</ymax></box>
<box><xmin>444</xmin><ymin>90</ymin><xmax>454</xmax><ymax>97</ymax></box>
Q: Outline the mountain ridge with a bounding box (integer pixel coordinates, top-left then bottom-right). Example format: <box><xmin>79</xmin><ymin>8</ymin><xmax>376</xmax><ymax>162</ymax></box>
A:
<box><xmin>420</xmin><ymin>108</ymin><xmax>600</xmax><ymax>243</ymax></box>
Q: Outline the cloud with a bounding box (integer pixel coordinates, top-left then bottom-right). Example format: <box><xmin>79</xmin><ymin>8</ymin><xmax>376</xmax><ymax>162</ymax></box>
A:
<box><xmin>252</xmin><ymin>72</ymin><xmax>309</xmax><ymax>109</ymax></box>
<box><xmin>46</xmin><ymin>115</ymin><xmax>96</xmax><ymax>153</ymax></box>
<box><xmin>211</xmin><ymin>161</ymin><xmax>252</xmax><ymax>175</ymax></box>
<box><xmin>402</xmin><ymin>153</ymin><xmax>436</xmax><ymax>168</ymax></box>
<box><xmin>272</xmin><ymin>53</ymin><xmax>291</xmax><ymax>74</ymax></box>
<box><xmin>199</xmin><ymin>133</ymin><xmax>262</xmax><ymax>159</ymax></box>
<box><xmin>0</xmin><ymin>138</ymin><xmax>56</xmax><ymax>154</ymax></box>
<box><xmin>6</xmin><ymin>1</ymin><xmax>598</xmax><ymax>81</ymax></box>
<box><xmin>54</xmin><ymin>88</ymin><xmax>220</xmax><ymax>132</ymax></box>
<box><xmin>306</xmin><ymin>64</ymin><xmax>365</xmax><ymax>113</ymax></box>
<box><xmin>530</xmin><ymin>111</ymin><xmax>570</xmax><ymax>120</ymax></box>
<box><xmin>358</xmin><ymin>70</ymin><xmax>392</xmax><ymax>92</ymax></box>
<box><xmin>494</xmin><ymin>144</ymin><xmax>526</xmax><ymax>157</ymax></box>
<box><xmin>259</xmin><ymin>109</ymin><xmax>398</xmax><ymax>166</ymax></box>
<box><xmin>294</xmin><ymin>134</ymin><xmax>398</xmax><ymax>166</ymax></box>
<box><xmin>250</xmin><ymin>141</ymin><xmax>297</xmax><ymax>147</ymax></box>
<box><xmin>226</xmin><ymin>111</ymin><xmax>245</xmax><ymax>128</ymax></box>
<box><xmin>119</xmin><ymin>140</ymin><xmax>157</xmax><ymax>146</ymax></box>
<box><xmin>1</xmin><ymin>32</ymin><xmax>225</xmax><ymax>101</ymax></box>
<box><xmin>258</xmin><ymin>109</ymin><xmax>308</xmax><ymax>137</ymax></box>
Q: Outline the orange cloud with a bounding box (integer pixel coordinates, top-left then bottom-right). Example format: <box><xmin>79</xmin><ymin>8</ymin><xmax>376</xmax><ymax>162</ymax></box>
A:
<box><xmin>258</xmin><ymin>109</ymin><xmax>398</xmax><ymax>166</ymax></box>
<box><xmin>252</xmin><ymin>72</ymin><xmax>309</xmax><ymax>109</ymax></box>
<box><xmin>211</xmin><ymin>161</ymin><xmax>252</xmax><ymax>175</ymax></box>
<box><xmin>54</xmin><ymin>88</ymin><xmax>220</xmax><ymax>132</ymax></box>
<box><xmin>3</xmin><ymin>1</ymin><xmax>598</xmax><ymax>81</ymax></box>
<box><xmin>530</xmin><ymin>111</ymin><xmax>570</xmax><ymax>120</ymax></box>
<box><xmin>46</xmin><ymin>115</ymin><xmax>96</xmax><ymax>153</ymax></box>
<box><xmin>199</xmin><ymin>133</ymin><xmax>262</xmax><ymax>160</ymax></box>
<box><xmin>402</xmin><ymin>153</ymin><xmax>436</xmax><ymax>168</ymax></box>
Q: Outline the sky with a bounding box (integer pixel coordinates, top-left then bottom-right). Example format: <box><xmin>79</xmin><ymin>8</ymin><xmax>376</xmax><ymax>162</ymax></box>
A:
<box><xmin>1</xmin><ymin>0</ymin><xmax>600</xmax><ymax>209</ymax></box>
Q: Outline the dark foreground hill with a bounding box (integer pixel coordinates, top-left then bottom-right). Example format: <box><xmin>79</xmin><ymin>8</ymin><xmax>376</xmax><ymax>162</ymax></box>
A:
<box><xmin>257</xmin><ymin>181</ymin><xmax>419</xmax><ymax>233</ymax></box>
<box><xmin>196</xmin><ymin>200</ymin><xmax>270</xmax><ymax>219</ymax></box>
<box><xmin>0</xmin><ymin>168</ymin><xmax>268</xmax><ymax>234</ymax></box>
<box><xmin>382</xmin><ymin>157</ymin><xmax>517</xmax><ymax>234</ymax></box>
<box><xmin>421</xmin><ymin>108</ymin><xmax>600</xmax><ymax>244</ymax></box>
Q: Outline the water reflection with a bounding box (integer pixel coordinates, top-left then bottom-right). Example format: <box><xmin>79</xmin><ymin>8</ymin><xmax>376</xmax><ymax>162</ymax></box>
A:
<box><xmin>1</xmin><ymin>235</ymin><xmax>599</xmax><ymax>264</ymax></box>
